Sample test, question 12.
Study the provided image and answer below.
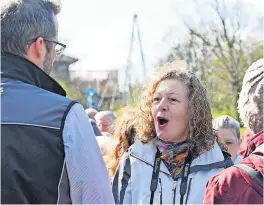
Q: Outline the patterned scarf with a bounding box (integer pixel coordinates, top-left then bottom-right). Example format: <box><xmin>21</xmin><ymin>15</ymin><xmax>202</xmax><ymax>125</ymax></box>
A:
<box><xmin>153</xmin><ymin>138</ymin><xmax>189</xmax><ymax>180</ymax></box>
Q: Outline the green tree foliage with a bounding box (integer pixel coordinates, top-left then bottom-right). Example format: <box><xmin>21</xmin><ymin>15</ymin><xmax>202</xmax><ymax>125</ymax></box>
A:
<box><xmin>128</xmin><ymin>83</ymin><xmax>144</xmax><ymax>105</ymax></box>
<box><xmin>56</xmin><ymin>79</ymin><xmax>87</xmax><ymax>108</ymax></box>
<box><xmin>209</xmin><ymin>43</ymin><xmax>263</xmax><ymax>119</ymax></box>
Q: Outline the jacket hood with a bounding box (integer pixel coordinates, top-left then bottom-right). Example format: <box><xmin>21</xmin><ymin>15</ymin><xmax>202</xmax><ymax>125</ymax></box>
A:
<box><xmin>242</xmin><ymin>131</ymin><xmax>264</xmax><ymax>175</ymax></box>
<box><xmin>243</xmin><ymin>130</ymin><xmax>264</xmax><ymax>158</ymax></box>
<box><xmin>250</xmin><ymin>143</ymin><xmax>264</xmax><ymax>175</ymax></box>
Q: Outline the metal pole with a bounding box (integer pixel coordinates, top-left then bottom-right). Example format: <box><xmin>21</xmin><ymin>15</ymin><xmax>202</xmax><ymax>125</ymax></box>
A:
<box><xmin>136</xmin><ymin>17</ymin><xmax>146</xmax><ymax>79</ymax></box>
<box><xmin>124</xmin><ymin>14</ymin><xmax>137</xmax><ymax>104</ymax></box>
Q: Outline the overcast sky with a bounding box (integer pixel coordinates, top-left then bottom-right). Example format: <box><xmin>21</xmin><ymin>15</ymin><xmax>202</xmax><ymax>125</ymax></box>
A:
<box><xmin>57</xmin><ymin>0</ymin><xmax>263</xmax><ymax>85</ymax></box>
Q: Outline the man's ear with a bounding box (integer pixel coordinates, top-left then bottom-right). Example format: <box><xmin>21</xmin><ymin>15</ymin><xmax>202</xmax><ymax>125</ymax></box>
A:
<box><xmin>26</xmin><ymin>37</ymin><xmax>46</xmax><ymax>69</ymax></box>
<box><xmin>34</xmin><ymin>37</ymin><xmax>46</xmax><ymax>61</ymax></box>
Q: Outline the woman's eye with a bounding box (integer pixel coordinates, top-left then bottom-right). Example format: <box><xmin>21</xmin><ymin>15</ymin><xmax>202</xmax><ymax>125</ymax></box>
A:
<box><xmin>153</xmin><ymin>97</ymin><xmax>160</xmax><ymax>102</ymax></box>
<box><xmin>225</xmin><ymin>141</ymin><xmax>233</xmax><ymax>145</ymax></box>
<box><xmin>169</xmin><ymin>98</ymin><xmax>178</xmax><ymax>102</ymax></box>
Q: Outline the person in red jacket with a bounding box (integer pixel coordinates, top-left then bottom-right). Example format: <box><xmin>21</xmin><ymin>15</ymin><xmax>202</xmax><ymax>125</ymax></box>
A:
<box><xmin>204</xmin><ymin>59</ymin><xmax>264</xmax><ymax>204</ymax></box>
<box><xmin>239</xmin><ymin>128</ymin><xmax>254</xmax><ymax>157</ymax></box>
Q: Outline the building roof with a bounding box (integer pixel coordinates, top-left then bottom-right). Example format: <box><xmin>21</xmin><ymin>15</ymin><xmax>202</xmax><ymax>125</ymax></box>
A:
<box><xmin>56</xmin><ymin>54</ymin><xmax>78</xmax><ymax>64</ymax></box>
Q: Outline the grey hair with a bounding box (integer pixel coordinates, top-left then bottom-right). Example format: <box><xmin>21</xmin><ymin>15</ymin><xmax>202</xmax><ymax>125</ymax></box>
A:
<box><xmin>213</xmin><ymin>115</ymin><xmax>240</xmax><ymax>140</ymax></box>
<box><xmin>1</xmin><ymin>0</ymin><xmax>61</xmax><ymax>57</ymax></box>
<box><xmin>85</xmin><ymin>108</ymin><xmax>98</xmax><ymax>119</ymax></box>
<box><xmin>238</xmin><ymin>59</ymin><xmax>264</xmax><ymax>134</ymax></box>
<box><xmin>95</xmin><ymin>111</ymin><xmax>117</xmax><ymax>125</ymax></box>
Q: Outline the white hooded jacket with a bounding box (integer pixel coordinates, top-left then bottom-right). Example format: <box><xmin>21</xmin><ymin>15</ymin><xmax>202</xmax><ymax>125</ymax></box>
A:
<box><xmin>112</xmin><ymin>139</ymin><xmax>233</xmax><ymax>204</ymax></box>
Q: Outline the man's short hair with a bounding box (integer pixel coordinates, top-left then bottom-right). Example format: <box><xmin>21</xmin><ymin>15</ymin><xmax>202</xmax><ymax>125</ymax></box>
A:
<box><xmin>1</xmin><ymin>0</ymin><xmax>61</xmax><ymax>57</ymax></box>
<box><xmin>213</xmin><ymin>115</ymin><xmax>240</xmax><ymax>140</ymax></box>
<box><xmin>85</xmin><ymin>108</ymin><xmax>98</xmax><ymax>120</ymax></box>
<box><xmin>94</xmin><ymin>111</ymin><xmax>116</xmax><ymax>125</ymax></box>
<box><xmin>238</xmin><ymin>59</ymin><xmax>263</xmax><ymax>134</ymax></box>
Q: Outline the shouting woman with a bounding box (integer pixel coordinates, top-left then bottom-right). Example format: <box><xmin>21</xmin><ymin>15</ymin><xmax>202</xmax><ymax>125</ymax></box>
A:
<box><xmin>112</xmin><ymin>61</ymin><xmax>232</xmax><ymax>204</ymax></box>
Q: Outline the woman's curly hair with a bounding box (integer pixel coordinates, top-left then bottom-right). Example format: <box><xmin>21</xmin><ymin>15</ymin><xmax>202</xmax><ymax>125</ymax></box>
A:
<box><xmin>107</xmin><ymin>106</ymin><xmax>137</xmax><ymax>178</ymax></box>
<box><xmin>135</xmin><ymin>60</ymin><xmax>219</xmax><ymax>157</ymax></box>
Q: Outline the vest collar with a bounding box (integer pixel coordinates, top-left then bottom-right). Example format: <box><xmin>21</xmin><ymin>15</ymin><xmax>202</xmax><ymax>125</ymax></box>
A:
<box><xmin>1</xmin><ymin>53</ymin><xmax>66</xmax><ymax>96</ymax></box>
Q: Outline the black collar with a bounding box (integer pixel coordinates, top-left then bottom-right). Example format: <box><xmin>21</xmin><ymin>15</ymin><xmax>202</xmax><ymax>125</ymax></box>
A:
<box><xmin>1</xmin><ymin>53</ymin><xmax>66</xmax><ymax>96</ymax></box>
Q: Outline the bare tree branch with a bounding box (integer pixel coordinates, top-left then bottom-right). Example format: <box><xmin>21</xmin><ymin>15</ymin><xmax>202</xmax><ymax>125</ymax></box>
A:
<box><xmin>213</xmin><ymin>0</ymin><xmax>233</xmax><ymax>48</ymax></box>
<box><xmin>186</xmin><ymin>25</ymin><xmax>233</xmax><ymax>73</ymax></box>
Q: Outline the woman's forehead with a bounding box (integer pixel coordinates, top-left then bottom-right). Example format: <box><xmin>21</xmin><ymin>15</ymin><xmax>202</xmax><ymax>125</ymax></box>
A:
<box><xmin>154</xmin><ymin>79</ymin><xmax>187</xmax><ymax>94</ymax></box>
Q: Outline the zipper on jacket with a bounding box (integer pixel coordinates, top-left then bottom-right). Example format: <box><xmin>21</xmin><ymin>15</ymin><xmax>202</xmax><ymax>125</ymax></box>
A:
<box><xmin>159</xmin><ymin>178</ymin><xmax>163</xmax><ymax>204</ymax></box>
<box><xmin>184</xmin><ymin>178</ymin><xmax>192</xmax><ymax>204</ymax></box>
<box><xmin>172</xmin><ymin>180</ymin><xmax>177</xmax><ymax>204</ymax></box>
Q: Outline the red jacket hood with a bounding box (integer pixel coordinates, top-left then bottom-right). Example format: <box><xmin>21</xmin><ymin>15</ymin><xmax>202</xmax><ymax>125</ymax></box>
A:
<box><xmin>243</xmin><ymin>130</ymin><xmax>263</xmax><ymax>158</ymax></box>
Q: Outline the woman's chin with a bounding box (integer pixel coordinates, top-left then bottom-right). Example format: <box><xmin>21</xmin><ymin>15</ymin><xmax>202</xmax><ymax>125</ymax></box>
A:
<box><xmin>158</xmin><ymin>134</ymin><xmax>187</xmax><ymax>143</ymax></box>
<box><xmin>157</xmin><ymin>134</ymin><xmax>172</xmax><ymax>142</ymax></box>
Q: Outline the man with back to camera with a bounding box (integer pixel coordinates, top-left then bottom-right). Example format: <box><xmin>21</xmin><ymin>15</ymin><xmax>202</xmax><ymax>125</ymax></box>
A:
<box><xmin>1</xmin><ymin>0</ymin><xmax>114</xmax><ymax>203</ymax></box>
<box><xmin>85</xmin><ymin>108</ymin><xmax>102</xmax><ymax>136</ymax></box>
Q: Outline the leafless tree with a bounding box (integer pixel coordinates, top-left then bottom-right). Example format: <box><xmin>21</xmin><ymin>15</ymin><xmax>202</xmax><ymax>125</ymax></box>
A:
<box><xmin>167</xmin><ymin>0</ymin><xmax>263</xmax><ymax>120</ymax></box>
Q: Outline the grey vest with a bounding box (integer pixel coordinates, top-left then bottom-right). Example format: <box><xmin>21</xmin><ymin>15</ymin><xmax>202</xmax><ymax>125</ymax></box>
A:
<box><xmin>1</xmin><ymin>53</ymin><xmax>76</xmax><ymax>204</ymax></box>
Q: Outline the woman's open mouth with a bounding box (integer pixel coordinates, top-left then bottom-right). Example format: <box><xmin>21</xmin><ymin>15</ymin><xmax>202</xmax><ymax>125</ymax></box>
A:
<box><xmin>157</xmin><ymin>116</ymin><xmax>169</xmax><ymax>129</ymax></box>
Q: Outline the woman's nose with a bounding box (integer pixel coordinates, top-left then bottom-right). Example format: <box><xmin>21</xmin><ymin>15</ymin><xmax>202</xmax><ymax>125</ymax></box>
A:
<box><xmin>157</xmin><ymin>98</ymin><xmax>168</xmax><ymax>111</ymax></box>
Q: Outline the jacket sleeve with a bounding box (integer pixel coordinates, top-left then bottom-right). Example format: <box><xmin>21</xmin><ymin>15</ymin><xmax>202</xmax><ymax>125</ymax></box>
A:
<box><xmin>112</xmin><ymin>151</ymin><xmax>132</xmax><ymax>204</ymax></box>
<box><xmin>204</xmin><ymin>163</ymin><xmax>264</xmax><ymax>204</ymax></box>
<box><xmin>62</xmin><ymin>103</ymin><xmax>114</xmax><ymax>204</ymax></box>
